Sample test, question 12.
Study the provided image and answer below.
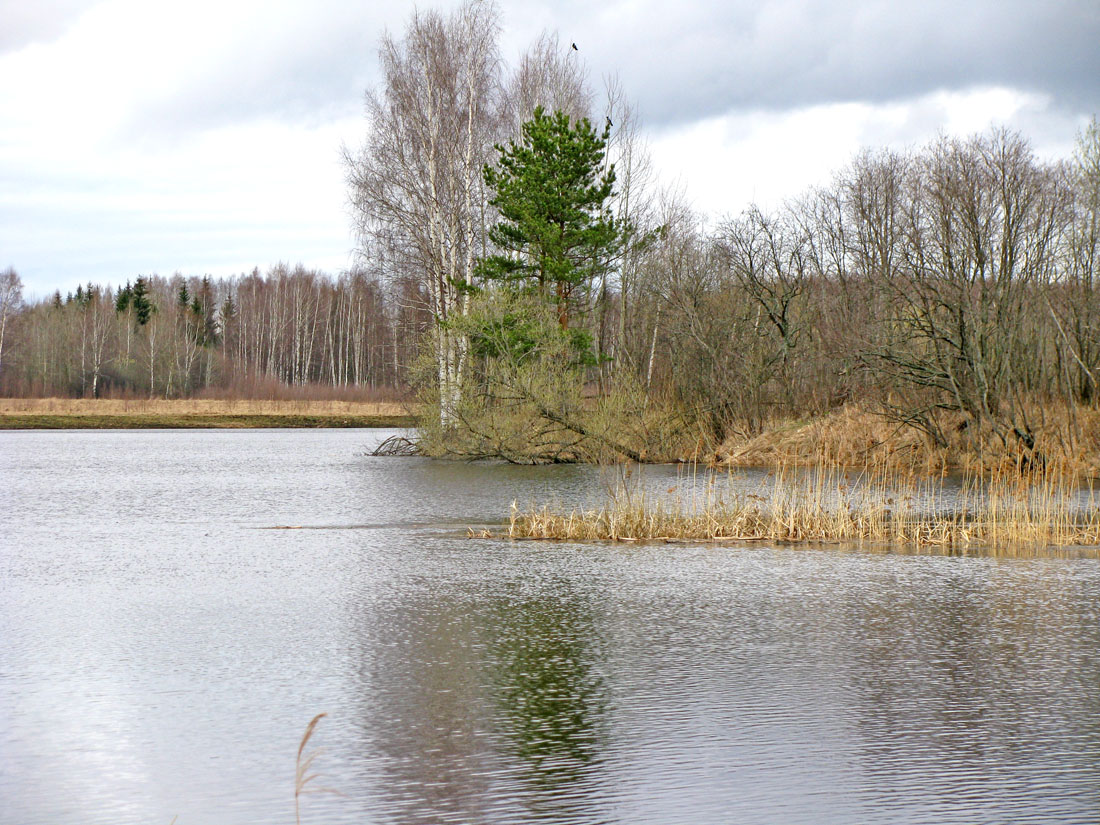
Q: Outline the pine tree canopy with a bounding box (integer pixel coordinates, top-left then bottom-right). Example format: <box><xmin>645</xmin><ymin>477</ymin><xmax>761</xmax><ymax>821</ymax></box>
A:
<box><xmin>478</xmin><ymin>107</ymin><xmax>630</xmax><ymax>328</ymax></box>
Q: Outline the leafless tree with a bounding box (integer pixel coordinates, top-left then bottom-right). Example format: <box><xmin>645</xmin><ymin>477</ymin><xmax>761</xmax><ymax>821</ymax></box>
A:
<box><xmin>505</xmin><ymin>30</ymin><xmax>591</xmax><ymax>130</ymax></box>
<box><xmin>345</xmin><ymin>0</ymin><xmax>504</xmax><ymax>426</ymax></box>
<box><xmin>0</xmin><ymin>267</ymin><xmax>22</xmax><ymax>380</ymax></box>
<box><xmin>866</xmin><ymin>131</ymin><xmax>1070</xmax><ymax>454</ymax></box>
<box><xmin>1049</xmin><ymin>118</ymin><xmax>1100</xmax><ymax>402</ymax></box>
<box><xmin>715</xmin><ymin>205</ymin><xmax>811</xmax><ymax>410</ymax></box>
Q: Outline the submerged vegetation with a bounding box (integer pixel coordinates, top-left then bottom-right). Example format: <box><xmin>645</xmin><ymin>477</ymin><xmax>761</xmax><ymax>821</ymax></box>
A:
<box><xmin>505</xmin><ymin>462</ymin><xmax>1100</xmax><ymax>552</ymax></box>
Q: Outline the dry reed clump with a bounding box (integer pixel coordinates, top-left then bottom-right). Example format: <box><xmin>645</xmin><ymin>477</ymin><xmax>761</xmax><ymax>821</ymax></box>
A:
<box><xmin>719</xmin><ymin>406</ymin><xmax>938</xmax><ymax>471</ymax></box>
<box><xmin>507</xmin><ymin>463</ymin><xmax>1100</xmax><ymax>550</ymax></box>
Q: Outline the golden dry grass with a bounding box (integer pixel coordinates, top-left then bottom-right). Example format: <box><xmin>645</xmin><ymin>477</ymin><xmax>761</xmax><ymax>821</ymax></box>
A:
<box><xmin>717</xmin><ymin>402</ymin><xmax>1100</xmax><ymax>476</ymax></box>
<box><xmin>507</xmin><ymin>463</ymin><xmax>1100</xmax><ymax>552</ymax></box>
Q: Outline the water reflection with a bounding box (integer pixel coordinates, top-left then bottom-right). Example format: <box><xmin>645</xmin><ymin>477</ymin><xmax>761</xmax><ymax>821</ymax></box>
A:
<box><xmin>346</xmin><ymin>593</ymin><xmax>498</xmax><ymax>825</ymax></box>
<box><xmin>485</xmin><ymin>587</ymin><xmax>608</xmax><ymax>798</ymax></box>
<box><xmin>343</xmin><ymin>571</ymin><xmax>610</xmax><ymax>824</ymax></box>
<box><xmin>840</xmin><ymin>559</ymin><xmax>1100</xmax><ymax>822</ymax></box>
<box><xmin>5</xmin><ymin>431</ymin><xmax>1100</xmax><ymax>825</ymax></box>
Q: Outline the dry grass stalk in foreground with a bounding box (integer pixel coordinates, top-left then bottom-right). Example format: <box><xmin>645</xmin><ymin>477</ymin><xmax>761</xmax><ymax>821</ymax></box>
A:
<box><xmin>295</xmin><ymin>712</ymin><xmax>342</xmax><ymax>825</ymax></box>
<box><xmin>507</xmin><ymin>465</ymin><xmax>1100</xmax><ymax>549</ymax></box>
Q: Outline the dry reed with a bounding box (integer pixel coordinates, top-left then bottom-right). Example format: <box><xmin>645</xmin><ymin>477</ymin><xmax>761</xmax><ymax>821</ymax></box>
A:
<box><xmin>507</xmin><ymin>461</ymin><xmax>1100</xmax><ymax>551</ymax></box>
<box><xmin>294</xmin><ymin>712</ymin><xmax>341</xmax><ymax>825</ymax></box>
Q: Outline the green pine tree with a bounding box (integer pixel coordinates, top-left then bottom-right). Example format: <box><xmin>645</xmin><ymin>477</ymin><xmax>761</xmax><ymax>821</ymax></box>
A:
<box><xmin>478</xmin><ymin>107</ymin><xmax>631</xmax><ymax>330</ymax></box>
<box><xmin>197</xmin><ymin>276</ymin><xmax>218</xmax><ymax>346</ymax></box>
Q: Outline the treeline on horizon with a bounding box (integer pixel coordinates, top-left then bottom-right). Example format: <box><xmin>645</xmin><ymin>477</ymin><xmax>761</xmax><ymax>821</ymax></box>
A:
<box><xmin>0</xmin><ymin>0</ymin><xmax>1097</xmax><ymax>468</ymax></box>
<box><xmin>0</xmin><ymin>265</ymin><xmax>427</xmax><ymax>399</ymax></box>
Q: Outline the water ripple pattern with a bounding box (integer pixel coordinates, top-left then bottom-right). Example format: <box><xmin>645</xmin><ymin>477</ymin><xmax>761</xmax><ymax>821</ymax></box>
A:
<box><xmin>1</xmin><ymin>429</ymin><xmax>1099</xmax><ymax>824</ymax></box>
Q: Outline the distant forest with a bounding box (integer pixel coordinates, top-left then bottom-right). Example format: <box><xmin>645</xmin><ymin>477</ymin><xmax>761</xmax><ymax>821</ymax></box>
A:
<box><xmin>0</xmin><ymin>265</ymin><xmax>425</xmax><ymax>399</ymax></box>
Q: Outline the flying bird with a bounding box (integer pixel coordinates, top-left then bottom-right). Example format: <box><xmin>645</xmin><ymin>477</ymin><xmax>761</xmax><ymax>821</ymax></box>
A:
<box><xmin>571</xmin><ymin>42</ymin><xmax>578</xmax><ymax>51</ymax></box>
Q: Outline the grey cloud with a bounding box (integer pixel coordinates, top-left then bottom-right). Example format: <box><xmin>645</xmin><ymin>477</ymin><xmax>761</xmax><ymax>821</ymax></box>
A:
<box><xmin>122</xmin><ymin>1</ymin><xmax>489</xmax><ymax>139</ymax></box>
<box><xmin>126</xmin><ymin>3</ymin><xmax>400</xmax><ymax>137</ymax></box>
<box><xmin>0</xmin><ymin>0</ymin><xmax>99</xmax><ymax>52</ymax></box>
<box><xmin>547</xmin><ymin>0</ymin><xmax>1100</xmax><ymax>126</ymax></box>
<box><xmin>92</xmin><ymin>0</ymin><xmax>1100</xmax><ymax>140</ymax></box>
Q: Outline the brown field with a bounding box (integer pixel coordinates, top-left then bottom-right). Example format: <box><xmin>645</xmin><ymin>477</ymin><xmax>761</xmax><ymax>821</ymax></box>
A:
<box><xmin>0</xmin><ymin>398</ymin><xmax>408</xmax><ymax>416</ymax></box>
<box><xmin>0</xmin><ymin>398</ymin><xmax>417</xmax><ymax>429</ymax></box>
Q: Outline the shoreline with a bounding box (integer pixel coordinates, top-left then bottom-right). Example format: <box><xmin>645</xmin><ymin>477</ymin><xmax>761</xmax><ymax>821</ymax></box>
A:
<box><xmin>0</xmin><ymin>398</ymin><xmax>416</xmax><ymax>430</ymax></box>
<box><xmin>0</xmin><ymin>413</ymin><xmax>417</xmax><ymax>429</ymax></box>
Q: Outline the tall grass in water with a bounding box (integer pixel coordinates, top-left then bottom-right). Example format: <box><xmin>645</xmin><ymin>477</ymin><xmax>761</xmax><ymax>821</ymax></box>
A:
<box><xmin>508</xmin><ymin>460</ymin><xmax>1100</xmax><ymax>551</ymax></box>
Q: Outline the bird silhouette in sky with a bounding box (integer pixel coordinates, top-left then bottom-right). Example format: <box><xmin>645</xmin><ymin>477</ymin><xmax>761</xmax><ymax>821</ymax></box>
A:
<box><xmin>571</xmin><ymin>42</ymin><xmax>578</xmax><ymax>51</ymax></box>
<box><xmin>606</xmin><ymin>116</ymin><xmax>613</xmax><ymax>128</ymax></box>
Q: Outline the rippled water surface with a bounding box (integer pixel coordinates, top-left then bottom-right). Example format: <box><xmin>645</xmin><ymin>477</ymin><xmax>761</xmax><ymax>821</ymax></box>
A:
<box><xmin>2</xmin><ymin>429</ymin><xmax>1100</xmax><ymax>824</ymax></box>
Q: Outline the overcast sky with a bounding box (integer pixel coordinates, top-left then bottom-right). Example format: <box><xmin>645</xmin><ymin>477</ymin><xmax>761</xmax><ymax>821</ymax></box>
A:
<box><xmin>2</xmin><ymin>0</ymin><xmax>1097</xmax><ymax>297</ymax></box>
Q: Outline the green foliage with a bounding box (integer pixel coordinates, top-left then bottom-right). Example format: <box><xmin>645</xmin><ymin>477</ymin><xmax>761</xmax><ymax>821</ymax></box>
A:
<box><xmin>466</xmin><ymin>306</ymin><xmax>541</xmax><ymax>362</ymax></box>
<box><xmin>463</xmin><ymin>295</ymin><xmax>596</xmax><ymax>367</ymax></box>
<box><xmin>115</xmin><ymin>281</ymin><xmax>132</xmax><ymax>313</ymax></box>
<box><xmin>130</xmin><ymin>277</ymin><xmax>155</xmax><ymax>326</ymax></box>
<box><xmin>418</xmin><ymin>291</ymin><xmax>691</xmax><ymax>463</ymax></box>
<box><xmin>478</xmin><ymin>107</ymin><xmax>631</xmax><ymax>329</ymax></box>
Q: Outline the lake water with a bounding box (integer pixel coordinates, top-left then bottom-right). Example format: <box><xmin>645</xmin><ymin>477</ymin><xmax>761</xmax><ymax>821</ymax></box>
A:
<box><xmin>2</xmin><ymin>429</ymin><xmax>1100</xmax><ymax>824</ymax></box>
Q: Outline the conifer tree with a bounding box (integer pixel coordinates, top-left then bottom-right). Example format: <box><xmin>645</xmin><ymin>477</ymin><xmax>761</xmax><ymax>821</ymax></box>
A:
<box><xmin>115</xmin><ymin>281</ymin><xmax>133</xmax><ymax>313</ymax></box>
<box><xmin>478</xmin><ymin>107</ymin><xmax>630</xmax><ymax>330</ymax></box>
<box><xmin>131</xmin><ymin>276</ymin><xmax>154</xmax><ymax>326</ymax></box>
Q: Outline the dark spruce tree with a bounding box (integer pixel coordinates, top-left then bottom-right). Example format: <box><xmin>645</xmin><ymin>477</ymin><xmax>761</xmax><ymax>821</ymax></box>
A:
<box><xmin>115</xmin><ymin>281</ymin><xmax>133</xmax><ymax>313</ymax></box>
<box><xmin>130</xmin><ymin>276</ymin><xmax>154</xmax><ymax>326</ymax></box>
<box><xmin>477</xmin><ymin>107</ymin><xmax>630</xmax><ymax>331</ymax></box>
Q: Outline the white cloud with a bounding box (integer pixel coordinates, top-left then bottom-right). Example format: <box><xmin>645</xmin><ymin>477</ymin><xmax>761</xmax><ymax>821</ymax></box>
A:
<box><xmin>2</xmin><ymin>113</ymin><xmax>362</xmax><ymax>297</ymax></box>
<box><xmin>649</xmin><ymin>86</ymin><xmax>1079</xmax><ymax>218</ymax></box>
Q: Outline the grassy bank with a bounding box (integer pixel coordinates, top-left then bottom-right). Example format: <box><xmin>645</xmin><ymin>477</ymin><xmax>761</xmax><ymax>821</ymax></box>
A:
<box><xmin>0</xmin><ymin>398</ymin><xmax>416</xmax><ymax>429</ymax></box>
<box><xmin>717</xmin><ymin>403</ymin><xmax>1100</xmax><ymax>476</ymax></box>
<box><xmin>505</xmin><ymin>464</ymin><xmax>1100</xmax><ymax>552</ymax></box>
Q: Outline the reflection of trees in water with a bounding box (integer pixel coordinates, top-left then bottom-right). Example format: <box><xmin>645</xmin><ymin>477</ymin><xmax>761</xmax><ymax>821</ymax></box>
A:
<box><xmin>486</xmin><ymin>589</ymin><xmax>609</xmax><ymax>798</ymax></box>
<box><xmin>341</xmin><ymin>580</ymin><xmax>610</xmax><ymax>824</ymax></box>
<box><xmin>843</xmin><ymin>566</ymin><xmax>1100</xmax><ymax>818</ymax></box>
<box><xmin>344</xmin><ymin>597</ymin><xmax>501</xmax><ymax>824</ymax></box>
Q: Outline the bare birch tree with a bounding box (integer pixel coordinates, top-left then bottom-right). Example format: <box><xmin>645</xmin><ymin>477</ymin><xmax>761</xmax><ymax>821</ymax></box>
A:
<box><xmin>346</xmin><ymin>0</ymin><xmax>503</xmax><ymax>426</ymax></box>
<box><xmin>0</xmin><ymin>267</ymin><xmax>22</xmax><ymax>380</ymax></box>
<box><xmin>506</xmin><ymin>31</ymin><xmax>591</xmax><ymax>130</ymax></box>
